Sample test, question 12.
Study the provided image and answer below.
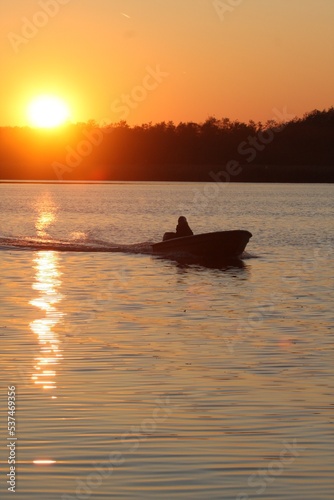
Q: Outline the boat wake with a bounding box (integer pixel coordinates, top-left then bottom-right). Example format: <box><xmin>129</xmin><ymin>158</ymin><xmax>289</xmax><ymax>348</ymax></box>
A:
<box><xmin>0</xmin><ymin>236</ymin><xmax>154</xmax><ymax>255</ymax></box>
<box><xmin>239</xmin><ymin>250</ymin><xmax>258</xmax><ymax>259</ymax></box>
<box><xmin>0</xmin><ymin>235</ymin><xmax>255</xmax><ymax>270</ymax></box>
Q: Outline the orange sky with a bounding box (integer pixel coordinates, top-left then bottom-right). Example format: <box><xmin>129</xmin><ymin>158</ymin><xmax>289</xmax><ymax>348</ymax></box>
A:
<box><xmin>1</xmin><ymin>0</ymin><xmax>334</xmax><ymax>127</ymax></box>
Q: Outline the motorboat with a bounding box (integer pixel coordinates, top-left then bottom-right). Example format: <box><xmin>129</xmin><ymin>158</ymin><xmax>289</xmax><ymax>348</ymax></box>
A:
<box><xmin>152</xmin><ymin>230</ymin><xmax>252</xmax><ymax>263</ymax></box>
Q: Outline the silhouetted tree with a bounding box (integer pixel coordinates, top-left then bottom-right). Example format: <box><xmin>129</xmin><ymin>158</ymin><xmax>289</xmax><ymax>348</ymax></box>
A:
<box><xmin>0</xmin><ymin>108</ymin><xmax>333</xmax><ymax>181</ymax></box>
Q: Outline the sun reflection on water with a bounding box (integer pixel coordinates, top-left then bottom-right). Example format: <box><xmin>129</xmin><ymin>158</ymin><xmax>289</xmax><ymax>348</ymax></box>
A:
<box><xmin>33</xmin><ymin>193</ymin><xmax>57</xmax><ymax>239</ymax></box>
<box><xmin>33</xmin><ymin>459</ymin><xmax>56</xmax><ymax>465</ymax></box>
<box><xmin>29</xmin><ymin>251</ymin><xmax>64</xmax><ymax>394</ymax></box>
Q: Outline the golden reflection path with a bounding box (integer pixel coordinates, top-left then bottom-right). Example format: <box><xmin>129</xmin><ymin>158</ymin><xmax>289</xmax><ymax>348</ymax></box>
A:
<box><xmin>29</xmin><ymin>251</ymin><xmax>64</xmax><ymax>395</ymax></box>
<box><xmin>29</xmin><ymin>196</ymin><xmax>64</xmax><ymax>397</ymax></box>
<box><xmin>34</xmin><ymin>193</ymin><xmax>57</xmax><ymax>239</ymax></box>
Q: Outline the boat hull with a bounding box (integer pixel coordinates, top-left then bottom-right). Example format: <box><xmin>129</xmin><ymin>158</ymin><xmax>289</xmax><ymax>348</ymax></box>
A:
<box><xmin>152</xmin><ymin>230</ymin><xmax>252</xmax><ymax>262</ymax></box>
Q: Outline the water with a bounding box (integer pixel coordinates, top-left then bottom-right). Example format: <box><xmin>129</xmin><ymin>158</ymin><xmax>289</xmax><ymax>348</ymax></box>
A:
<box><xmin>0</xmin><ymin>182</ymin><xmax>333</xmax><ymax>499</ymax></box>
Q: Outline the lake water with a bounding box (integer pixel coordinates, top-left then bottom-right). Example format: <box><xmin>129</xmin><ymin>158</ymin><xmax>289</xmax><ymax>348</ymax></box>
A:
<box><xmin>0</xmin><ymin>182</ymin><xmax>333</xmax><ymax>500</ymax></box>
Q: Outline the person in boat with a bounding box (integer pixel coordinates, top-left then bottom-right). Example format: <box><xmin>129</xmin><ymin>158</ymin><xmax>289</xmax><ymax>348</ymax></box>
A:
<box><xmin>176</xmin><ymin>216</ymin><xmax>193</xmax><ymax>237</ymax></box>
<box><xmin>163</xmin><ymin>216</ymin><xmax>193</xmax><ymax>241</ymax></box>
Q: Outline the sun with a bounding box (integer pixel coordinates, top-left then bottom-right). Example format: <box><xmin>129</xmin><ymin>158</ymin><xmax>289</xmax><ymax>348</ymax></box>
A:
<box><xmin>27</xmin><ymin>95</ymin><xmax>70</xmax><ymax>128</ymax></box>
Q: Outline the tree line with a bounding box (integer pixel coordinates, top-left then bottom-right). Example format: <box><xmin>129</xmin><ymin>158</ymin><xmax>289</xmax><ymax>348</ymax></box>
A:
<box><xmin>0</xmin><ymin>107</ymin><xmax>333</xmax><ymax>181</ymax></box>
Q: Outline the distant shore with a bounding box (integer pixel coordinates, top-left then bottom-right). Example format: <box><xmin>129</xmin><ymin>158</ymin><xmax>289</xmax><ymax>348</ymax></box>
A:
<box><xmin>1</xmin><ymin>164</ymin><xmax>333</xmax><ymax>183</ymax></box>
<box><xmin>1</xmin><ymin>108</ymin><xmax>333</xmax><ymax>182</ymax></box>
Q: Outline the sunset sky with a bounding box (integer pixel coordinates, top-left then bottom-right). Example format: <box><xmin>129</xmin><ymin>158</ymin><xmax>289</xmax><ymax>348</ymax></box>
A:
<box><xmin>1</xmin><ymin>0</ymin><xmax>334</xmax><ymax>127</ymax></box>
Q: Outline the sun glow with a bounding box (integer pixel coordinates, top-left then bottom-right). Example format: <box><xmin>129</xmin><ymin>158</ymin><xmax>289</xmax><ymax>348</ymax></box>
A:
<box><xmin>27</xmin><ymin>95</ymin><xmax>70</xmax><ymax>128</ymax></box>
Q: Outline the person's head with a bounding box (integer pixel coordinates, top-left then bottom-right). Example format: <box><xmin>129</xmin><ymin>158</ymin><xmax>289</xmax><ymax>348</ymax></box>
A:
<box><xmin>178</xmin><ymin>216</ymin><xmax>188</xmax><ymax>225</ymax></box>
